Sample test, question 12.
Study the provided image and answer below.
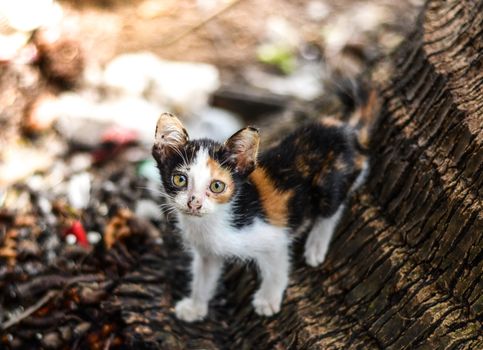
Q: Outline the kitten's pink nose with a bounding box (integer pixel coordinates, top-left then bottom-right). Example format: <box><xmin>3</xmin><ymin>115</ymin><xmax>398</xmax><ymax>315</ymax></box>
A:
<box><xmin>187</xmin><ymin>196</ymin><xmax>202</xmax><ymax>210</ymax></box>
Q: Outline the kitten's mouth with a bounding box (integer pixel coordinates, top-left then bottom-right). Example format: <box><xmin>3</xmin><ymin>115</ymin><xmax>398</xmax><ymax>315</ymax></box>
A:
<box><xmin>181</xmin><ymin>210</ymin><xmax>204</xmax><ymax>217</ymax></box>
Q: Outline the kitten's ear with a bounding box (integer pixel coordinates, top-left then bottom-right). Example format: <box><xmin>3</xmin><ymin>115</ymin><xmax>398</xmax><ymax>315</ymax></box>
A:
<box><xmin>224</xmin><ymin>127</ymin><xmax>260</xmax><ymax>176</ymax></box>
<box><xmin>152</xmin><ymin>113</ymin><xmax>189</xmax><ymax>162</ymax></box>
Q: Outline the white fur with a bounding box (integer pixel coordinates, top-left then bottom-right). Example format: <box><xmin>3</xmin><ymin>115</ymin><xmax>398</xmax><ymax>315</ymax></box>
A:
<box><xmin>304</xmin><ymin>159</ymin><xmax>369</xmax><ymax>267</ymax></box>
<box><xmin>304</xmin><ymin>204</ymin><xmax>344</xmax><ymax>267</ymax></box>
<box><xmin>187</xmin><ymin>148</ymin><xmax>212</xmax><ymax>195</ymax></box>
<box><xmin>175</xmin><ymin>204</ymin><xmax>290</xmax><ymax>321</ymax></box>
<box><xmin>351</xmin><ymin>159</ymin><xmax>369</xmax><ymax>191</ymax></box>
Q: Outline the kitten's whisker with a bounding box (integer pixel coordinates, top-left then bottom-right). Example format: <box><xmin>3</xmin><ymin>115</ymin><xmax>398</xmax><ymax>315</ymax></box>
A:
<box><xmin>138</xmin><ymin>185</ymin><xmax>175</xmax><ymax>200</ymax></box>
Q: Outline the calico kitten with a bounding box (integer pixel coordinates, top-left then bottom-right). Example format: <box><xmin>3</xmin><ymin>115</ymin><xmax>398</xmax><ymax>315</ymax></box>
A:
<box><xmin>152</xmin><ymin>82</ymin><xmax>378</xmax><ymax>322</ymax></box>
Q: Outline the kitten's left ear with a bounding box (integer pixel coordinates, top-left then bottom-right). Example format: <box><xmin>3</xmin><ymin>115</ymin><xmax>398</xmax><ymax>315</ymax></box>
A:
<box><xmin>224</xmin><ymin>127</ymin><xmax>260</xmax><ymax>176</ymax></box>
<box><xmin>152</xmin><ymin>113</ymin><xmax>189</xmax><ymax>162</ymax></box>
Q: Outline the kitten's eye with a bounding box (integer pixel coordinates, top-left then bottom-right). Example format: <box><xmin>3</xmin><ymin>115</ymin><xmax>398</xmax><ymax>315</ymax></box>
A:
<box><xmin>172</xmin><ymin>174</ymin><xmax>187</xmax><ymax>188</ymax></box>
<box><xmin>210</xmin><ymin>180</ymin><xmax>226</xmax><ymax>193</ymax></box>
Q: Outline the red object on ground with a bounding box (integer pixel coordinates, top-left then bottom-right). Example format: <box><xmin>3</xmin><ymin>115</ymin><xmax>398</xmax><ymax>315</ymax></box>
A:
<box><xmin>65</xmin><ymin>220</ymin><xmax>89</xmax><ymax>247</ymax></box>
<box><xmin>101</xmin><ymin>126</ymin><xmax>138</xmax><ymax>145</ymax></box>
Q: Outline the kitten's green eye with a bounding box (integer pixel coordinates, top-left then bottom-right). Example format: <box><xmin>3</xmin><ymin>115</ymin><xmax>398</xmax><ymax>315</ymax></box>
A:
<box><xmin>172</xmin><ymin>174</ymin><xmax>187</xmax><ymax>188</ymax></box>
<box><xmin>210</xmin><ymin>180</ymin><xmax>226</xmax><ymax>193</ymax></box>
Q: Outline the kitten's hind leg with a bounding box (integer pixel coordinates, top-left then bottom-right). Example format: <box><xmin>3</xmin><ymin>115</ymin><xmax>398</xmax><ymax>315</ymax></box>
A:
<box><xmin>304</xmin><ymin>205</ymin><xmax>345</xmax><ymax>267</ymax></box>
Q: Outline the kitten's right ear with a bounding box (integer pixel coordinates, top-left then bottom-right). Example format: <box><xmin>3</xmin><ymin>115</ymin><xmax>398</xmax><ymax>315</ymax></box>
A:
<box><xmin>152</xmin><ymin>113</ymin><xmax>189</xmax><ymax>162</ymax></box>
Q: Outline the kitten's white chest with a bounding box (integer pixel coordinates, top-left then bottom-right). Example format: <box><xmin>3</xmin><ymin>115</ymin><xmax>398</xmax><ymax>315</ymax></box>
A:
<box><xmin>176</xmin><ymin>210</ymin><xmax>234</xmax><ymax>255</ymax></box>
<box><xmin>176</xmin><ymin>211</ymin><xmax>289</xmax><ymax>259</ymax></box>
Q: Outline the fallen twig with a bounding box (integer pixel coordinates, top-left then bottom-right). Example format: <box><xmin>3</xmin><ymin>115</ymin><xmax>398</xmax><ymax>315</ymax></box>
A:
<box><xmin>103</xmin><ymin>333</ymin><xmax>115</xmax><ymax>350</ymax></box>
<box><xmin>16</xmin><ymin>273</ymin><xmax>105</xmax><ymax>298</ymax></box>
<box><xmin>1</xmin><ymin>290</ymin><xmax>58</xmax><ymax>330</ymax></box>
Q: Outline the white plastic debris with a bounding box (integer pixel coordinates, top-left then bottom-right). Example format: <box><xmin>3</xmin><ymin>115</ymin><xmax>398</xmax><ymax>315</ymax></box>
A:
<box><xmin>186</xmin><ymin>107</ymin><xmax>243</xmax><ymax>142</ymax></box>
<box><xmin>244</xmin><ymin>64</ymin><xmax>324</xmax><ymax>100</ymax></box>
<box><xmin>103</xmin><ymin>53</ymin><xmax>159</xmax><ymax>97</ymax></box>
<box><xmin>103</xmin><ymin>52</ymin><xmax>220</xmax><ymax>115</ymax></box>
<box><xmin>0</xmin><ymin>146</ymin><xmax>54</xmax><ymax>187</ymax></box>
<box><xmin>0</xmin><ymin>0</ymin><xmax>62</xmax><ymax>33</ymax></box>
<box><xmin>67</xmin><ymin>172</ymin><xmax>91</xmax><ymax>210</ymax></box>
<box><xmin>0</xmin><ymin>0</ymin><xmax>63</xmax><ymax>61</ymax></box>
<box><xmin>37</xmin><ymin>196</ymin><xmax>53</xmax><ymax>216</ymax></box>
<box><xmin>26</xmin><ymin>175</ymin><xmax>44</xmax><ymax>192</ymax></box>
<box><xmin>69</xmin><ymin>153</ymin><xmax>92</xmax><ymax>173</ymax></box>
<box><xmin>54</xmin><ymin>93</ymin><xmax>162</xmax><ymax>146</ymax></box>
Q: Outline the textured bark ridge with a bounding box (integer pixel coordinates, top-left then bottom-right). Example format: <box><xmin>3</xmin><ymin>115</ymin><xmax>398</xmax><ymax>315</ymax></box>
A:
<box><xmin>98</xmin><ymin>1</ymin><xmax>483</xmax><ymax>348</ymax></box>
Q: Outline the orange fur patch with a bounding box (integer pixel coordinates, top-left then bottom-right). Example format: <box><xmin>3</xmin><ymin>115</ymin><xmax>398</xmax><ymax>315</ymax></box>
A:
<box><xmin>295</xmin><ymin>155</ymin><xmax>311</xmax><ymax>177</ymax></box>
<box><xmin>334</xmin><ymin>156</ymin><xmax>348</xmax><ymax>172</ymax></box>
<box><xmin>249</xmin><ymin>167</ymin><xmax>293</xmax><ymax>227</ymax></box>
<box><xmin>312</xmin><ymin>151</ymin><xmax>335</xmax><ymax>186</ymax></box>
<box><xmin>320</xmin><ymin>117</ymin><xmax>343</xmax><ymax>128</ymax></box>
<box><xmin>207</xmin><ymin>158</ymin><xmax>235</xmax><ymax>203</ymax></box>
<box><xmin>354</xmin><ymin>153</ymin><xmax>368</xmax><ymax>171</ymax></box>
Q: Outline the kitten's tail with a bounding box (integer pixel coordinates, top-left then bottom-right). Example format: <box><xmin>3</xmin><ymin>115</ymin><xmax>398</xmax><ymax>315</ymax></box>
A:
<box><xmin>331</xmin><ymin>76</ymin><xmax>380</xmax><ymax>150</ymax></box>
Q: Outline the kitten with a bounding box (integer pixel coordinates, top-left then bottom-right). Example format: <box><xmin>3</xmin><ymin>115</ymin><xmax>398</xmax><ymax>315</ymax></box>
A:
<box><xmin>152</xmin><ymin>82</ymin><xmax>378</xmax><ymax>322</ymax></box>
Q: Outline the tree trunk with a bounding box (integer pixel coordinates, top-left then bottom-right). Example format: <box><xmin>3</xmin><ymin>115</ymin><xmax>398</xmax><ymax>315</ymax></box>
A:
<box><xmin>104</xmin><ymin>1</ymin><xmax>482</xmax><ymax>349</ymax></box>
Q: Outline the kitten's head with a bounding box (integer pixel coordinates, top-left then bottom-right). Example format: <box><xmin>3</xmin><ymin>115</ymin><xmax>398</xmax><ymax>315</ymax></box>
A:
<box><xmin>152</xmin><ymin>113</ymin><xmax>259</xmax><ymax>217</ymax></box>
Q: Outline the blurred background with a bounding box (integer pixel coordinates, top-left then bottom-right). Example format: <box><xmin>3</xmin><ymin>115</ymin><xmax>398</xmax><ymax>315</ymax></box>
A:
<box><xmin>0</xmin><ymin>0</ymin><xmax>424</xmax><ymax>347</ymax></box>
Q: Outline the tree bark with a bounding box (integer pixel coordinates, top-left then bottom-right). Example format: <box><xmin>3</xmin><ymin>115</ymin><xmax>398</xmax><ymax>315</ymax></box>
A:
<box><xmin>103</xmin><ymin>1</ymin><xmax>482</xmax><ymax>349</ymax></box>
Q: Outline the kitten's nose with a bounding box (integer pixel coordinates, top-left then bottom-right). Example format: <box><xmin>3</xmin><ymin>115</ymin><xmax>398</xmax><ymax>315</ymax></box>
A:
<box><xmin>187</xmin><ymin>197</ymin><xmax>202</xmax><ymax>210</ymax></box>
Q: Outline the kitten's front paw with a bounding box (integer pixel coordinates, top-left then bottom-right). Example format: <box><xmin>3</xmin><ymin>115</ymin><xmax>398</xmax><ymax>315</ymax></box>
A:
<box><xmin>175</xmin><ymin>298</ymin><xmax>208</xmax><ymax>322</ymax></box>
<box><xmin>252</xmin><ymin>293</ymin><xmax>281</xmax><ymax>316</ymax></box>
<box><xmin>304</xmin><ymin>238</ymin><xmax>328</xmax><ymax>267</ymax></box>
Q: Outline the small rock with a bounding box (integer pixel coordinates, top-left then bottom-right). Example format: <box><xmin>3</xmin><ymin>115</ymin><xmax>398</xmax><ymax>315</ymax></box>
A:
<box><xmin>65</xmin><ymin>234</ymin><xmax>77</xmax><ymax>245</ymax></box>
<box><xmin>87</xmin><ymin>231</ymin><xmax>102</xmax><ymax>245</ymax></box>
<box><xmin>73</xmin><ymin>322</ymin><xmax>91</xmax><ymax>336</ymax></box>
<box><xmin>41</xmin><ymin>331</ymin><xmax>63</xmax><ymax>349</ymax></box>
